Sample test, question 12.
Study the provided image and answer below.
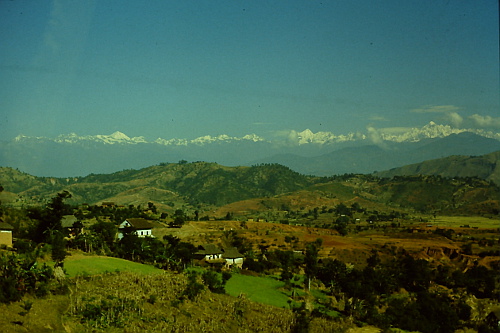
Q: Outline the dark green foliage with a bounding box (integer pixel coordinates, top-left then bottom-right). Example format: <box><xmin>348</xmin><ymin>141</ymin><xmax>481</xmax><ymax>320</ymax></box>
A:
<box><xmin>182</xmin><ymin>271</ymin><xmax>204</xmax><ymax>301</ymax></box>
<box><xmin>242</xmin><ymin>258</ymin><xmax>265</xmax><ymax>273</ymax></box>
<box><xmin>0</xmin><ymin>253</ymin><xmax>54</xmax><ymax>303</ymax></box>
<box><xmin>116</xmin><ymin>233</ymin><xmax>143</xmax><ymax>261</ymax></box>
<box><xmin>366</xmin><ymin>250</ymin><xmax>381</xmax><ymax>268</ymax></box>
<box><xmin>169</xmin><ymin>216</ymin><xmax>185</xmax><ymax>228</ymax></box>
<box><xmin>114</xmin><ymin>233</ymin><xmax>196</xmax><ymax>271</ymax></box>
<box><xmin>163</xmin><ymin>235</ymin><xmax>196</xmax><ymax>270</ymax></box>
<box><xmin>27</xmin><ymin>191</ymin><xmax>72</xmax><ymax>243</ymax></box>
<box><xmin>147</xmin><ymin>294</ymin><xmax>157</xmax><ymax>305</ymax></box>
<box><xmin>50</xmin><ymin>232</ymin><xmax>67</xmax><ymax>265</ymax></box>
<box><xmin>201</xmin><ymin>270</ymin><xmax>231</xmax><ymax>294</ymax></box>
<box><xmin>463</xmin><ymin>265</ymin><xmax>497</xmax><ymax>298</ymax></box>
<box><xmin>89</xmin><ymin>221</ymin><xmax>117</xmax><ymax>248</ymax></box>
<box><xmin>79</xmin><ymin>295</ymin><xmax>138</xmax><ymax>328</ymax></box>
<box><xmin>82</xmin><ymin>204</ymin><xmax>148</xmax><ymax>225</ymax></box>
<box><xmin>397</xmin><ymin>254</ymin><xmax>432</xmax><ymax>292</ymax></box>
<box><xmin>19</xmin><ymin>300</ymin><xmax>33</xmax><ymax>316</ymax></box>
<box><xmin>385</xmin><ymin>292</ymin><xmax>461</xmax><ymax>333</ymax></box>
<box><xmin>291</xmin><ymin>302</ymin><xmax>311</xmax><ymax>333</ymax></box>
<box><xmin>304</xmin><ymin>240</ymin><xmax>321</xmax><ymax>290</ymax></box>
<box><xmin>314</xmin><ymin>250</ymin><xmax>498</xmax><ymax>332</ymax></box>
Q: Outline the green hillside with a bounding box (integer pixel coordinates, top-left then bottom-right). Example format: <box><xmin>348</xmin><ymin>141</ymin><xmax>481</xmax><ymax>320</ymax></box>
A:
<box><xmin>374</xmin><ymin>151</ymin><xmax>500</xmax><ymax>185</ymax></box>
<box><xmin>0</xmin><ymin>162</ymin><xmax>321</xmax><ymax>207</ymax></box>
<box><xmin>1</xmin><ymin>161</ymin><xmax>499</xmax><ymax>217</ymax></box>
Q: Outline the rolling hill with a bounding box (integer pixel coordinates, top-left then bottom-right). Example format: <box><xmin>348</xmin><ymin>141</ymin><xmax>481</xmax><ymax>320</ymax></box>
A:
<box><xmin>1</xmin><ymin>159</ymin><xmax>499</xmax><ymax>217</ymax></box>
<box><xmin>374</xmin><ymin>151</ymin><xmax>500</xmax><ymax>185</ymax></box>
<box><xmin>0</xmin><ymin>162</ymin><xmax>320</xmax><ymax>208</ymax></box>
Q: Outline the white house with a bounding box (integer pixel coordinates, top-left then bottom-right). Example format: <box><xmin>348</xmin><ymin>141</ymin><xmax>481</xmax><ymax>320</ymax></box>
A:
<box><xmin>196</xmin><ymin>244</ymin><xmax>224</xmax><ymax>261</ymax></box>
<box><xmin>222</xmin><ymin>247</ymin><xmax>244</xmax><ymax>269</ymax></box>
<box><xmin>118</xmin><ymin>218</ymin><xmax>154</xmax><ymax>239</ymax></box>
<box><xmin>195</xmin><ymin>244</ymin><xmax>244</xmax><ymax>269</ymax></box>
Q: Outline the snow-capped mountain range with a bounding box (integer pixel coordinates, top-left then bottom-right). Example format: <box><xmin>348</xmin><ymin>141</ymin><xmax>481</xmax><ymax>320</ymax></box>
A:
<box><xmin>11</xmin><ymin>122</ymin><xmax>500</xmax><ymax>146</ymax></box>
<box><xmin>3</xmin><ymin>122</ymin><xmax>500</xmax><ymax>177</ymax></box>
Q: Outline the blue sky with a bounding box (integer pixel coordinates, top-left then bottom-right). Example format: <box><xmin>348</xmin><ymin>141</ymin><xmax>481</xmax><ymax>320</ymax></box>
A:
<box><xmin>0</xmin><ymin>0</ymin><xmax>498</xmax><ymax>141</ymax></box>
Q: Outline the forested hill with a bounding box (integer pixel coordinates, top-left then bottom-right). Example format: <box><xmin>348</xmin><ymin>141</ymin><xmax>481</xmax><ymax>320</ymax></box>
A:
<box><xmin>0</xmin><ymin>162</ymin><xmax>321</xmax><ymax>206</ymax></box>
<box><xmin>374</xmin><ymin>151</ymin><xmax>500</xmax><ymax>185</ymax></box>
<box><xmin>1</xmin><ymin>161</ymin><xmax>499</xmax><ymax>216</ymax></box>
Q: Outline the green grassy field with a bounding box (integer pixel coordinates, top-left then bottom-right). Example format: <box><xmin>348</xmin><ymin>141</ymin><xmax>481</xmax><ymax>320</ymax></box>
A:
<box><xmin>225</xmin><ymin>273</ymin><xmax>291</xmax><ymax>308</ymax></box>
<box><xmin>63</xmin><ymin>256</ymin><xmax>163</xmax><ymax>277</ymax></box>
<box><xmin>428</xmin><ymin>215</ymin><xmax>500</xmax><ymax>228</ymax></box>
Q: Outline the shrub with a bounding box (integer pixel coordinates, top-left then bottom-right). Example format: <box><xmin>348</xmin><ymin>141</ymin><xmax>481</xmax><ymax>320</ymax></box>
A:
<box><xmin>0</xmin><ymin>253</ymin><xmax>55</xmax><ymax>303</ymax></box>
<box><xmin>182</xmin><ymin>271</ymin><xmax>204</xmax><ymax>301</ymax></box>
<box><xmin>202</xmin><ymin>270</ymin><xmax>230</xmax><ymax>294</ymax></box>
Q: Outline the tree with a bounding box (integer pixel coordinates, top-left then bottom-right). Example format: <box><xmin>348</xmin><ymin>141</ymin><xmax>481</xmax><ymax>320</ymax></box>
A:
<box><xmin>117</xmin><ymin>233</ymin><xmax>142</xmax><ymax>261</ymax></box>
<box><xmin>51</xmin><ymin>231</ymin><xmax>67</xmax><ymax>266</ymax></box>
<box><xmin>304</xmin><ymin>240</ymin><xmax>321</xmax><ymax>290</ymax></box>
<box><xmin>28</xmin><ymin>191</ymin><xmax>72</xmax><ymax>243</ymax></box>
<box><xmin>202</xmin><ymin>270</ymin><xmax>231</xmax><ymax>294</ymax></box>
<box><xmin>335</xmin><ymin>203</ymin><xmax>352</xmax><ymax>216</ymax></box>
<box><xmin>27</xmin><ymin>191</ymin><xmax>72</xmax><ymax>266</ymax></box>
<box><xmin>169</xmin><ymin>209</ymin><xmax>185</xmax><ymax>228</ymax></box>
<box><xmin>317</xmin><ymin>259</ymin><xmax>348</xmax><ymax>293</ymax></box>
<box><xmin>182</xmin><ymin>271</ymin><xmax>204</xmax><ymax>301</ymax></box>
<box><xmin>89</xmin><ymin>221</ymin><xmax>117</xmax><ymax>250</ymax></box>
<box><xmin>366</xmin><ymin>249</ymin><xmax>381</xmax><ymax>268</ymax></box>
<box><xmin>398</xmin><ymin>255</ymin><xmax>432</xmax><ymax>292</ymax></box>
<box><xmin>147</xmin><ymin>202</ymin><xmax>157</xmax><ymax>214</ymax></box>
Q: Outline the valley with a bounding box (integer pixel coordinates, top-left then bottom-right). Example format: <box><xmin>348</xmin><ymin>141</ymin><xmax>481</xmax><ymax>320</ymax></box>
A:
<box><xmin>0</xmin><ymin>157</ymin><xmax>499</xmax><ymax>332</ymax></box>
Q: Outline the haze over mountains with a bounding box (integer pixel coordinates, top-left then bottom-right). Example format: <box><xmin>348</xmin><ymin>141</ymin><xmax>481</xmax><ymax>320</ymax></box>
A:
<box><xmin>374</xmin><ymin>151</ymin><xmax>500</xmax><ymax>185</ymax></box>
<box><xmin>1</xmin><ymin>122</ymin><xmax>500</xmax><ymax>177</ymax></box>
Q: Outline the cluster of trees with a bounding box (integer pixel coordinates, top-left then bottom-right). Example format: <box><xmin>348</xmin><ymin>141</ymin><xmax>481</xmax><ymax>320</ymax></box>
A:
<box><xmin>74</xmin><ymin>203</ymin><xmax>154</xmax><ymax>225</ymax></box>
<box><xmin>313</xmin><ymin>251</ymin><xmax>499</xmax><ymax>332</ymax></box>
<box><xmin>24</xmin><ymin>191</ymin><xmax>73</xmax><ymax>265</ymax></box>
<box><xmin>0</xmin><ymin>252</ymin><xmax>61</xmax><ymax>303</ymax></box>
<box><xmin>239</xmin><ymin>239</ymin><xmax>499</xmax><ymax>333</ymax></box>
<box><xmin>115</xmin><ymin>233</ymin><xmax>196</xmax><ymax>271</ymax></box>
<box><xmin>282</xmin><ymin>201</ymin><xmax>409</xmax><ymax>236</ymax></box>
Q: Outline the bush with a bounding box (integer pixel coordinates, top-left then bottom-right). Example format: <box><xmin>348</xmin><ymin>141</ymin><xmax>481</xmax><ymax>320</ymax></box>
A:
<box><xmin>385</xmin><ymin>292</ymin><xmax>460</xmax><ymax>333</ymax></box>
<box><xmin>79</xmin><ymin>295</ymin><xmax>138</xmax><ymax>328</ymax></box>
<box><xmin>202</xmin><ymin>270</ymin><xmax>230</xmax><ymax>294</ymax></box>
<box><xmin>0</xmin><ymin>253</ymin><xmax>55</xmax><ymax>303</ymax></box>
<box><xmin>181</xmin><ymin>271</ymin><xmax>204</xmax><ymax>301</ymax></box>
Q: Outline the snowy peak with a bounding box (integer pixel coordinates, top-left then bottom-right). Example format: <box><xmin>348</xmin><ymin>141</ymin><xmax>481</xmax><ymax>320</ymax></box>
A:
<box><xmin>376</xmin><ymin>122</ymin><xmax>500</xmax><ymax>142</ymax></box>
<box><xmin>11</xmin><ymin>131</ymin><xmax>266</xmax><ymax>146</ymax></box>
<box><xmin>14</xmin><ymin>132</ymin><xmax>148</xmax><ymax>145</ymax></box>
<box><xmin>93</xmin><ymin>131</ymin><xmax>147</xmax><ymax>144</ymax></box>
<box><xmin>292</xmin><ymin>129</ymin><xmax>360</xmax><ymax>145</ymax></box>
<box><xmin>155</xmin><ymin>133</ymin><xmax>266</xmax><ymax>146</ymax></box>
<box><xmin>109</xmin><ymin>131</ymin><xmax>130</xmax><ymax>140</ymax></box>
<box><xmin>9</xmin><ymin>122</ymin><xmax>500</xmax><ymax>147</ymax></box>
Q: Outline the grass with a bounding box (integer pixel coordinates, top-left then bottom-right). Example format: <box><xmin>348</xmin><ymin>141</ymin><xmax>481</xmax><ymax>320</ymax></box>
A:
<box><xmin>62</xmin><ymin>256</ymin><xmax>163</xmax><ymax>277</ymax></box>
<box><xmin>225</xmin><ymin>273</ymin><xmax>291</xmax><ymax>308</ymax></box>
<box><xmin>426</xmin><ymin>215</ymin><xmax>500</xmax><ymax>229</ymax></box>
<box><xmin>226</xmin><ymin>273</ymin><xmax>341</xmax><ymax>318</ymax></box>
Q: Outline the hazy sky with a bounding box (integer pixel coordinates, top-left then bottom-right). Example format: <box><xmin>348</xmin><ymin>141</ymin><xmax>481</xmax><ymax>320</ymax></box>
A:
<box><xmin>1</xmin><ymin>0</ymin><xmax>498</xmax><ymax>141</ymax></box>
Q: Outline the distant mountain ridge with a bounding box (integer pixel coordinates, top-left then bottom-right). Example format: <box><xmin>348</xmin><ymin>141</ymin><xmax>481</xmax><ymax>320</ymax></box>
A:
<box><xmin>374</xmin><ymin>151</ymin><xmax>500</xmax><ymax>185</ymax></box>
<box><xmin>253</xmin><ymin>132</ymin><xmax>500</xmax><ymax>176</ymax></box>
<box><xmin>2</xmin><ymin>122</ymin><xmax>500</xmax><ymax>177</ymax></box>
